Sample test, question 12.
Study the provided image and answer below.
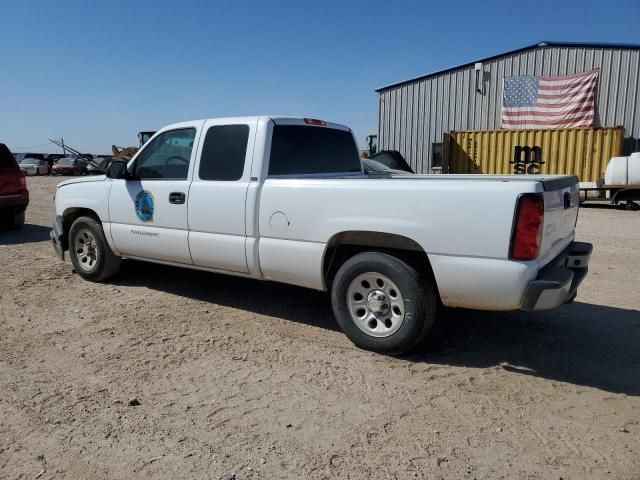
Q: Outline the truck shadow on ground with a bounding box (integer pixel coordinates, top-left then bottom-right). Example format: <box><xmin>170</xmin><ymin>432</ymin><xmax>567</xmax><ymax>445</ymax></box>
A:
<box><xmin>116</xmin><ymin>261</ymin><xmax>640</xmax><ymax>396</ymax></box>
<box><xmin>418</xmin><ymin>304</ymin><xmax>640</xmax><ymax>396</ymax></box>
<box><xmin>0</xmin><ymin>224</ymin><xmax>51</xmax><ymax>245</ymax></box>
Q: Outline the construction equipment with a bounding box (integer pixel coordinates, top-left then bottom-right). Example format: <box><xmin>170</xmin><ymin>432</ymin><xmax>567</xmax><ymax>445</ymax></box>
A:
<box><xmin>48</xmin><ymin>139</ymin><xmax>91</xmax><ymax>159</ymax></box>
<box><xmin>138</xmin><ymin>131</ymin><xmax>155</xmax><ymax>146</ymax></box>
<box><xmin>112</xmin><ymin>131</ymin><xmax>156</xmax><ymax>160</ymax></box>
<box><xmin>360</xmin><ymin>134</ymin><xmax>378</xmax><ymax>158</ymax></box>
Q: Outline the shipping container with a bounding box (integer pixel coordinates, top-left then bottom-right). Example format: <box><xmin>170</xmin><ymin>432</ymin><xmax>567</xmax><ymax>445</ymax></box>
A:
<box><xmin>443</xmin><ymin>127</ymin><xmax>623</xmax><ymax>183</ymax></box>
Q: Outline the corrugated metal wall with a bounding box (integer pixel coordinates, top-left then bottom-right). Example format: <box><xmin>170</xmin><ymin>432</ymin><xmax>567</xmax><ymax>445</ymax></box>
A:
<box><xmin>378</xmin><ymin>45</ymin><xmax>640</xmax><ymax>173</ymax></box>
<box><xmin>445</xmin><ymin>127</ymin><xmax>623</xmax><ymax>182</ymax></box>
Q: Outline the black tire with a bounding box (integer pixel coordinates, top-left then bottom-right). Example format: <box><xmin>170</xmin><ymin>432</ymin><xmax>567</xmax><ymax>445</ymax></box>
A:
<box><xmin>331</xmin><ymin>252</ymin><xmax>437</xmax><ymax>355</ymax></box>
<box><xmin>1</xmin><ymin>210</ymin><xmax>25</xmax><ymax>230</ymax></box>
<box><xmin>68</xmin><ymin>216</ymin><xmax>122</xmax><ymax>282</ymax></box>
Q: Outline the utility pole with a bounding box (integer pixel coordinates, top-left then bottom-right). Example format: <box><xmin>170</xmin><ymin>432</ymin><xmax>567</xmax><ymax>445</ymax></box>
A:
<box><xmin>61</xmin><ymin>137</ymin><xmax>66</xmax><ymax>155</ymax></box>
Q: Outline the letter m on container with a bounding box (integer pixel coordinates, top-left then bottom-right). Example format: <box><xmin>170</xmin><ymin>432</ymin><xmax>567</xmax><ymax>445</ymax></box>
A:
<box><xmin>510</xmin><ymin>194</ymin><xmax>544</xmax><ymax>260</ymax></box>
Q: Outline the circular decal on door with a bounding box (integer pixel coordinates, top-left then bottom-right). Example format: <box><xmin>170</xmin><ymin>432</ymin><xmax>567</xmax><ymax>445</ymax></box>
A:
<box><xmin>135</xmin><ymin>190</ymin><xmax>154</xmax><ymax>222</ymax></box>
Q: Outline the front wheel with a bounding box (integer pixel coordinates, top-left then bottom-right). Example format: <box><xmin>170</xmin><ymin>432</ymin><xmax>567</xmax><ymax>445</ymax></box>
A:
<box><xmin>69</xmin><ymin>216</ymin><xmax>122</xmax><ymax>281</ymax></box>
<box><xmin>331</xmin><ymin>252</ymin><xmax>437</xmax><ymax>355</ymax></box>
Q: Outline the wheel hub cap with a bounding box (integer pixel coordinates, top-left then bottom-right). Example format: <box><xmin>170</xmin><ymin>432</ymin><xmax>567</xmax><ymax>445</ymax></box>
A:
<box><xmin>367</xmin><ymin>290</ymin><xmax>390</xmax><ymax>315</ymax></box>
<box><xmin>346</xmin><ymin>272</ymin><xmax>406</xmax><ymax>338</ymax></box>
<box><xmin>74</xmin><ymin>228</ymin><xmax>99</xmax><ymax>272</ymax></box>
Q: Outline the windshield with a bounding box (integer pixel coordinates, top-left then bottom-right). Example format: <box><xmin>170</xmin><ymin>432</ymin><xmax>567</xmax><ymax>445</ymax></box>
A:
<box><xmin>22</xmin><ymin>158</ymin><xmax>40</xmax><ymax>165</ymax></box>
<box><xmin>58</xmin><ymin>158</ymin><xmax>75</xmax><ymax>165</ymax></box>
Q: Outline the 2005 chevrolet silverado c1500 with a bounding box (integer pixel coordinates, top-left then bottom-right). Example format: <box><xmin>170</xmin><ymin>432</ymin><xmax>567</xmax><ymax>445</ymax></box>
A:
<box><xmin>51</xmin><ymin>116</ymin><xmax>593</xmax><ymax>354</ymax></box>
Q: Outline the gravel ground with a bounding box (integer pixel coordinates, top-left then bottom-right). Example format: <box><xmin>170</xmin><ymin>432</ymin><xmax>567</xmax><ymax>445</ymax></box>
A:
<box><xmin>1</xmin><ymin>176</ymin><xmax>639</xmax><ymax>480</ymax></box>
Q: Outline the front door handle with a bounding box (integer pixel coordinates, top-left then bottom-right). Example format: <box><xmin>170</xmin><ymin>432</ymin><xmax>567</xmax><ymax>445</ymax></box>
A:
<box><xmin>169</xmin><ymin>192</ymin><xmax>186</xmax><ymax>204</ymax></box>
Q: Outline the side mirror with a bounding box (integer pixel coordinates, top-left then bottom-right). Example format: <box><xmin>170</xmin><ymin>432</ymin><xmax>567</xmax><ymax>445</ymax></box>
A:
<box><xmin>106</xmin><ymin>160</ymin><xmax>130</xmax><ymax>179</ymax></box>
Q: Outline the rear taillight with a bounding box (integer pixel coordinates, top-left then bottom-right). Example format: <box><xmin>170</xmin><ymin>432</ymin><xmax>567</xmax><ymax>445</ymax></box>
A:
<box><xmin>510</xmin><ymin>194</ymin><xmax>544</xmax><ymax>260</ymax></box>
<box><xmin>19</xmin><ymin>173</ymin><xmax>26</xmax><ymax>188</ymax></box>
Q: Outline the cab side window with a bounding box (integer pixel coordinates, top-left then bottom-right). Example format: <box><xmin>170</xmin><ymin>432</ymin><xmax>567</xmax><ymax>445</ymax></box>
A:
<box><xmin>198</xmin><ymin>125</ymin><xmax>249</xmax><ymax>181</ymax></box>
<box><xmin>134</xmin><ymin>128</ymin><xmax>196</xmax><ymax>180</ymax></box>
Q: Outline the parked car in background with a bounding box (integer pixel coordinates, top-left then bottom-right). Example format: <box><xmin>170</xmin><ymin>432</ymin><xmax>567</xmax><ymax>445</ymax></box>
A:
<box><xmin>19</xmin><ymin>158</ymin><xmax>51</xmax><ymax>176</ymax></box>
<box><xmin>52</xmin><ymin>156</ymin><xmax>87</xmax><ymax>176</ymax></box>
<box><xmin>0</xmin><ymin>143</ymin><xmax>28</xmax><ymax>230</ymax></box>
<box><xmin>13</xmin><ymin>153</ymin><xmax>25</xmax><ymax>164</ymax></box>
<box><xmin>46</xmin><ymin>153</ymin><xmax>65</xmax><ymax>167</ymax></box>
<box><xmin>22</xmin><ymin>153</ymin><xmax>46</xmax><ymax>163</ymax></box>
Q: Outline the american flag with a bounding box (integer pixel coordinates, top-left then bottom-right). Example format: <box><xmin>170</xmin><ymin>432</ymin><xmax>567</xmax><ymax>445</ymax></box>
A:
<box><xmin>501</xmin><ymin>69</ymin><xmax>599</xmax><ymax>129</ymax></box>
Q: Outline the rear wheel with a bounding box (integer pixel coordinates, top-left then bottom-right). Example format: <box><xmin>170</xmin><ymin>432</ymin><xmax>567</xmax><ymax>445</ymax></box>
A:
<box><xmin>69</xmin><ymin>216</ymin><xmax>122</xmax><ymax>281</ymax></box>
<box><xmin>331</xmin><ymin>252</ymin><xmax>437</xmax><ymax>355</ymax></box>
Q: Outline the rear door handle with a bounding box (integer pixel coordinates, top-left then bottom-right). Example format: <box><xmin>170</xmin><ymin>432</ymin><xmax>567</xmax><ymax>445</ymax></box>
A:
<box><xmin>169</xmin><ymin>192</ymin><xmax>186</xmax><ymax>204</ymax></box>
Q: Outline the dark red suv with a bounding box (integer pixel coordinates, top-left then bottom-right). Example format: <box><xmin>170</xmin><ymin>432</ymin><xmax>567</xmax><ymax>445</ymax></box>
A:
<box><xmin>0</xmin><ymin>143</ymin><xmax>29</xmax><ymax>230</ymax></box>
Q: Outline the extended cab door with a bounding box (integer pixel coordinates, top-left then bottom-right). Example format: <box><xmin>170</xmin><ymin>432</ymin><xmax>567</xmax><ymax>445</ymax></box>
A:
<box><xmin>108</xmin><ymin>123</ymin><xmax>202</xmax><ymax>263</ymax></box>
<box><xmin>187</xmin><ymin>118</ymin><xmax>256</xmax><ymax>273</ymax></box>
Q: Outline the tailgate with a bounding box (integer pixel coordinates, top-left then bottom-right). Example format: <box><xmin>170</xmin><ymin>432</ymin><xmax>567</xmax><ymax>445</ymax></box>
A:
<box><xmin>538</xmin><ymin>176</ymin><xmax>580</xmax><ymax>267</ymax></box>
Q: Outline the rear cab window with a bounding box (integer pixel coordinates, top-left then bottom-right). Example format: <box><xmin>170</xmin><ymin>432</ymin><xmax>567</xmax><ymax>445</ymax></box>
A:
<box><xmin>199</xmin><ymin>125</ymin><xmax>249</xmax><ymax>181</ymax></box>
<box><xmin>268</xmin><ymin>125</ymin><xmax>361</xmax><ymax>176</ymax></box>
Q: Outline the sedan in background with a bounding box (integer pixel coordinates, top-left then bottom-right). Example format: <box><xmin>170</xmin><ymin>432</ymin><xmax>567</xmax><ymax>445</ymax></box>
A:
<box><xmin>46</xmin><ymin>153</ymin><xmax>65</xmax><ymax>167</ymax></box>
<box><xmin>20</xmin><ymin>153</ymin><xmax>46</xmax><ymax>163</ymax></box>
<box><xmin>51</xmin><ymin>157</ymin><xmax>87</xmax><ymax>176</ymax></box>
<box><xmin>19</xmin><ymin>158</ymin><xmax>50</xmax><ymax>175</ymax></box>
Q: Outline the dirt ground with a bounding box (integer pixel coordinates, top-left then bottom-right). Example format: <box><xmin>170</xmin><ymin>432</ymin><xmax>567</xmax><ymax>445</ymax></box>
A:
<box><xmin>1</xmin><ymin>176</ymin><xmax>639</xmax><ymax>480</ymax></box>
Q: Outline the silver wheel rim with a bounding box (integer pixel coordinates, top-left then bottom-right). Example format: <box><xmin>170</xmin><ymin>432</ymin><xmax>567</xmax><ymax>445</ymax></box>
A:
<box><xmin>74</xmin><ymin>228</ymin><xmax>99</xmax><ymax>272</ymax></box>
<box><xmin>346</xmin><ymin>272</ymin><xmax>405</xmax><ymax>338</ymax></box>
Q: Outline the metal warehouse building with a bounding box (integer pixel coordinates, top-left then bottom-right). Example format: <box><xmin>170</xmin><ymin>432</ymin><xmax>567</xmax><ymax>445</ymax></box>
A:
<box><xmin>376</xmin><ymin>41</ymin><xmax>640</xmax><ymax>174</ymax></box>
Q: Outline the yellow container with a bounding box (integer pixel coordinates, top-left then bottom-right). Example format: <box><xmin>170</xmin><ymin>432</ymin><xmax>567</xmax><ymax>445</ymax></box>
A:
<box><xmin>444</xmin><ymin>127</ymin><xmax>623</xmax><ymax>183</ymax></box>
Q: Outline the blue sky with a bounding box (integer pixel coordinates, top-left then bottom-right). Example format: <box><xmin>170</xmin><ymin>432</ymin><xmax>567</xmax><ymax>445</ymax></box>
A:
<box><xmin>1</xmin><ymin>0</ymin><xmax>639</xmax><ymax>153</ymax></box>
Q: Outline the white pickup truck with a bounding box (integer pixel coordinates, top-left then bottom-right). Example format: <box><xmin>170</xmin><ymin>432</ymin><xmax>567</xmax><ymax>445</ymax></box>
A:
<box><xmin>51</xmin><ymin>116</ymin><xmax>592</xmax><ymax>354</ymax></box>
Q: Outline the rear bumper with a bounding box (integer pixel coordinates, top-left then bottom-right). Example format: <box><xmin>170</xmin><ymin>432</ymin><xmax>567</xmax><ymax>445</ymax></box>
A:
<box><xmin>520</xmin><ymin>241</ymin><xmax>592</xmax><ymax>311</ymax></box>
<box><xmin>0</xmin><ymin>191</ymin><xmax>29</xmax><ymax>211</ymax></box>
<box><xmin>50</xmin><ymin>215</ymin><xmax>65</xmax><ymax>260</ymax></box>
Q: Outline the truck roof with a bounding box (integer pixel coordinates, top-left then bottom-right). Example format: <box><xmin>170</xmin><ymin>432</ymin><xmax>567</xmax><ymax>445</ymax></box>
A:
<box><xmin>160</xmin><ymin>116</ymin><xmax>351</xmax><ymax>132</ymax></box>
